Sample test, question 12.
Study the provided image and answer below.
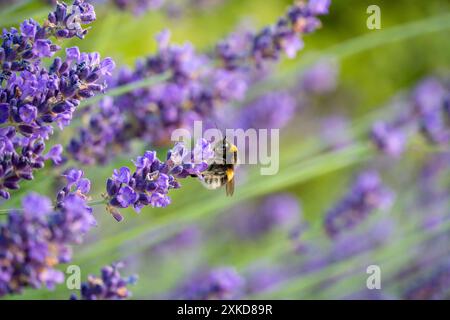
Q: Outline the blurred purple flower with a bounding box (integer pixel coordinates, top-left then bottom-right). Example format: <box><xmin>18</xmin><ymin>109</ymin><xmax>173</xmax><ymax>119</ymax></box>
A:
<box><xmin>404</xmin><ymin>261</ymin><xmax>450</xmax><ymax>300</ymax></box>
<box><xmin>300</xmin><ymin>59</ymin><xmax>338</xmax><ymax>94</ymax></box>
<box><xmin>319</xmin><ymin>116</ymin><xmax>352</xmax><ymax>150</ymax></box>
<box><xmin>71</xmin><ymin>262</ymin><xmax>137</xmax><ymax>300</ymax></box>
<box><xmin>413</xmin><ymin>78</ymin><xmax>446</xmax><ymax>115</ymax></box>
<box><xmin>371</xmin><ymin>121</ymin><xmax>407</xmax><ymax>157</ymax></box>
<box><xmin>0</xmin><ymin>170</ymin><xmax>94</xmax><ymax>296</ymax></box>
<box><xmin>171</xmin><ymin>267</ymin><xmax>244</xmax><ymax>300</ymax></box>
<box><xmin>69</xmin><ymin>0</ymin><xmax>330</xmax><ymax>165</ymax></box>
<box><xmin>308</xmin><ymin>0</ymin><xmax>331</xmax><ymax>15</ymax></box>
<box><xmin>324</xmin><ymin>171</ymin><xmax>394</xmax><ymax>237</ymax></box>
<box><xmin>235</xmin><ymin>92</ymin><xmax>296</xmax><ymax>130</ymax></box>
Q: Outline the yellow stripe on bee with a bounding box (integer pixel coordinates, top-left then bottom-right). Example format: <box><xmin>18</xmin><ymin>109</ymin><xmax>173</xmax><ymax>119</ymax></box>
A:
<box><xmin>226</xmin><ymin>168</ymin><xmax>234</xmax><ymax>182</ymax></box>
<box><xmin>229</xmin><ymin>144</ymin><xmax>238</xmax><ymax>153</ymax></box>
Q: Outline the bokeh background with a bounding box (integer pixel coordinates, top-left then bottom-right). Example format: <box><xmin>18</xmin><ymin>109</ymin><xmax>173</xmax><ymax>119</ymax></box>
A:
<box><xmin>1</xmin><ymin>0</ymin><xmax>449</xmax><ymax>299</ymax></box>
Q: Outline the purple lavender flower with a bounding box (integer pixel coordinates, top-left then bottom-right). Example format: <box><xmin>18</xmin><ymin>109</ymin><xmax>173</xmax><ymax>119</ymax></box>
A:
<box><xmin>319</xmin><ymin>116</ymin><xmax>352</xmax><ymax>150</ymax></box>
<box><xmin>370</xmin><ymin>121</ymin><xmax>407</xmax><ymax>157</ymax></box>
<box><xmin>0</xmin><ymin>1</ymin><xmax>113</xmax><ymax>200</ymax></box>
<box><xmin>69</xmin><ymin>0</ymin><xmax>330</xmax><ymax>166</ymax></box>
<box><xmin>71</xmin><ymin>262</ymin><xmax>137</xmax><ymax>300</ymax></box>
<box><xmin>234</xmin><ymin>92</ymin><xmax>296</xmax><ymax>130</ymax></box>
<box><xmin>300</xmin><ymin>59</ymin><xmax>338</xmax><ymax>94</ymax></box>
<box><xmin>171</xmin><ymin>267</ymin><xmax>244</xmax><ymax>300</ymax></box>
<box><xmin>308</xmin><ymin>0</ymin><xmax>331</xmax><ymax>15</ymax></box>
<box><xmin>370</xmin><ymin>77</ymin><xmax>449</xmax><ymax>157</ymax></box>
<box><xmin>408</xmin><ymin>77</ymin><xmax>450</xmax><ymax>145</ymax></box>
<box><xmin>113</xmin><ymin>0</ymin><xmax>165</xmax><ymax>15</ymax></box>
<box><xmin>219</xmin><ymin>0</ymin><xmax>329</xmax><ymax>67</ymax></box>
<box><xmin>417</xmin><ymin>152</ymin><xmax>450</xmax><ymax>229</ymax></box>
<box><xmin>404</xmin><ymin>261</ymin><xmax>450</xmax><ymax>300</ymax></box>
<box><xmin>420</xmin><ymin>105</ymin><xmax>450</xmax><ymax>145</ymax></box>
<box><xmin>0</xmin><ymin>170</ymin><xmax>94</xmax><ymax>296</ymax></box>
<box><xmin>329</xmin><ymin>218</ymin><xmax>395</xmax><ymax>262</ymax></box>
<box><xmin>413</xmin><ymin>78</ymin><xmax>446</xmax><ymax>116</ymax></box>
<box><xmin>44</xmin><ymin>144</ymin><xmax>64</xmax><ymax>165</ymax></box>
<box><xmin>324</xmin><ymin>171</ymin><xmax>394</xmax><ymax>237</ymax></box>
<box><xmin>68</xmin><ymin>30</ymin><xmax>209</xmax><ymax>164</ymax></box>
<box><xmin>111</xmin><ymin>0</ymin><xmax>230</xmax><ymax>17</ymax></box>
<box><xmin>105</xmin><ymin>139</ymin><xmax>213</xmax><ymax>221</ymax></box>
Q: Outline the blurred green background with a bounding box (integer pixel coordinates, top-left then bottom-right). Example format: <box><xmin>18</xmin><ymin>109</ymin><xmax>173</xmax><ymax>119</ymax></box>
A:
<box><xmin>1</xmin><ymin>0</ymin><xmax>450</xmax><ymax>299</ymax></box>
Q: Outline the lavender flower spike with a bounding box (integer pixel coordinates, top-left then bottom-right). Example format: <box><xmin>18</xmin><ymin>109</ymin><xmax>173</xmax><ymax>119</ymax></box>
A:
<box><xmin>0</xmin><ymin>169</ymin><xmax>94</xmax><ymax>297</ymax></box>
<box><xmin>105</xmin><ymin>139</ymin><xmax>214</xmax><ymax>221</ymax></box>
<box><xmin>0</xmin><ymin>0</ymin><xmax>114</xmax><ymax>200</ymax></box>
<box><xmin>71</xmin><ymin>262</ymin><xmax>137</xmax><ymax>300</ymax></box>
<box><xmin>324</xmin><ymin>170</ymin><xmax>395</xmax><ymax>237</ymax></box>
<box><xmin>370</xmin><ymin>121</ymin><xmax>407</xmax><ymax>157</ymax></box>
<box><xmin>171</xmin><ymin>267</ymin><xmax>245</xmax><ymax>300</ymax></box>
<box><xmin>69</xmin><ymin>0</ymin><xmax>331</xmax><ymax>166</ymax></box>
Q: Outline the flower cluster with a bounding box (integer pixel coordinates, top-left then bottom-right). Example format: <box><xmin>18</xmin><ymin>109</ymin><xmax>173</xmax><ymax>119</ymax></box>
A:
<box><xmin>111</xmin><ymin>0</ymin><xmax>226</xmax><ymax>17</ymax></box>
<box><xmin>0</xmin><ymin>0</ymin><xmax>114</xmax><ymax>199</ymax></box>
<box><xmin>324</xmin><ymin>170</ymin><xmax>394</xmax><ymax>237</ymax></box>
<box><xmin>105</xmin><ymin>139</ymin><xmax>214</xmax><ymax>221</ymax></box>
<box><xmin>415</xmin><ymin>78</ymin><xmax>449</xmax><ymax>145</ymax></box>
<box><xmin>370</xmin><ymin>77</ymin><xmax>449</xmax><ymax>157</ymax></box>
<box><xmin>319</xmin><ymin>116</ymin><xmax>352</xmax><ymax>150</ymax></box>
<box><xmin>112</xmin><ymin>0</ymin><xmax>164</xmax><ymax>15</ymax></box>
<box><xmin>418</xmin><ymin>152</ymin><xmax>450</xmax><ymax>229</ymax></box>
<box><xmin>234</xmin><ymin>92</ymin><xmax>297</xmax><ymax>130</ymax></box>
<box><xmin>68</xmin><ymin>30</ymin><xmax>209</xmax><ymax>164</ymax></box>
<box><xmin>171</xmin><ymin>267</ymin><xmax>244</xmax><ymax>300</ymax></box>
<box><xmin>300</xmin><ymin>58</ymin><xmax>338</xmax><ymax>94</ymax></box>
<box><xmin>217</xmin><ymin>0</ymin><xmax>330</xmax><ymax>68</ymax></box>
<box><xmin>0</xmin><ymin>170</ymin><xmax>94</xmax><ymax>297</ymax></box>
<box><xmin>370</xmin><ymin>121</ymin><xmax>408</xmax><ymax>158</ymax></box>
<box><xmin>70</xmin><ymin>262</ymin><xmax>137</xmax><ymax>300</ymax></box>
<box><xmin>404</xmin><ymin>261</ymin><xmax>450</xmax><ymax>300</ymax></box>
<box><xmin>68</xmin><ymin>0</ymin><xmax>331</xmax><ymax>166</ymax></box>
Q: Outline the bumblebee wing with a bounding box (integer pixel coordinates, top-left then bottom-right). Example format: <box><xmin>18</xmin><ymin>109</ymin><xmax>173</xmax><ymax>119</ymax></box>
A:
<box><xmin>226</xmin><ymin>177</ymin><xmax>234</xmax><ymax>196</ymax></box>
<box><xmin>225</xmin><ymin>168</ymin><xmax>235</xmax><ymax>196</ymax></box>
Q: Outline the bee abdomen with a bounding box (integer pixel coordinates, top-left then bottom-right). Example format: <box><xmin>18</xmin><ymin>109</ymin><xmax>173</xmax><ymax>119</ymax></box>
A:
<box><xmin>201</xmin><ymin>173</ymin><xmax>227</xmax><ymax>190</ymax></box>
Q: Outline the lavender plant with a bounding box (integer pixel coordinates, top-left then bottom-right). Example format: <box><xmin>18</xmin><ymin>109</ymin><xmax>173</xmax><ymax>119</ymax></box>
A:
<box><xmin>105</xmin><ymin>138</ymin><xmax>214</xmax><ymax>221</ymax></box>
<box><xmin>324</xmin><ymin>170</ymin><xmax>394</xmax><ymax>238</ymax></box>
<box><xmin>370</xmin><ymin>77</ymin><xmax>449</xmax><ymax>157</ymax></box>
<box><xmin>170</xmin><ymin>267</ymin><xmax>245</xmax><ymax>300</ymax></box>
<box><xmin>0</xmin><ymin>169</ymin><xmax>94</xmax><ymax>296</ymax></box>
<box><xmin>68</xmin><ymin>0</ymin><xmax>331</xmax><ymax>165</ymax></box>
<box><xmin>70</xmin><ymin>262</ymin><xmax>137</xmax><ymax>300</ymax></box>
<box><xmin>0</xmin><ymin>0</ymin><xmax>114</xmax><ymax>199</ymax></box>
<box><xmin>1</xmin><ymin>0</ymin><xmax>449</xmax><ymax>302</ymax></box>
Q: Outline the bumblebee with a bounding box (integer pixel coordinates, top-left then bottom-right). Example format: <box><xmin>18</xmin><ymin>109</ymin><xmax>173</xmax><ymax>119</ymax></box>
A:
<box><xmin>198</xmin><ymin>137</ymin><xmax>238</xmax><ymax>196</ymax></box>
